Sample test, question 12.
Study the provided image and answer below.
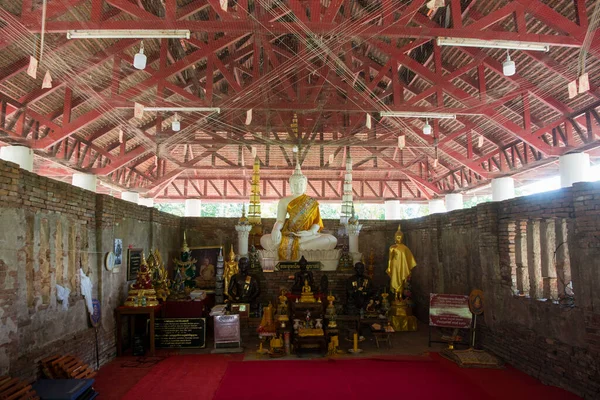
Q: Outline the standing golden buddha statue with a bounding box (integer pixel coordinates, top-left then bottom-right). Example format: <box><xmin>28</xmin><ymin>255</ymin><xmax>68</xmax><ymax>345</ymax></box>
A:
<box><xmin>387</xmin><ymin>224</ymin><xmax>417</xmax><ymax>303</ymax></box>
<box><xmin>386</xmin><ymin>224</ymin><xmax>417</xmax><ymax>331</ymax></box>
<box><xmin>223</xmin><ymin>245</ymin><xmax>238</xmax><ymax>300</ymax></box>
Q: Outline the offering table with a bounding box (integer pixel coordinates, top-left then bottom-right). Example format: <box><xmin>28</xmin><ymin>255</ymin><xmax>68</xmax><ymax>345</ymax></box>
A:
<box><xmin>115</xmin><ymin>304</ymin><xmax>163</xmax><ymax>356</ymax></box>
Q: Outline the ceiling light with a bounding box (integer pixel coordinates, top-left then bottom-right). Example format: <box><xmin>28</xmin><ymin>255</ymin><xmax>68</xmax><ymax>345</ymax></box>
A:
<box><xmin>436</xmin><ymin>37</ymin><xmax>549</xmax><ymax>52</ymax></box>
<box><xmin>503</xmin><ymin>51</ymin><xmax>516</xmax><ymax>76</ymax></box>
<box><xmin>133</xmin><ymin>41</ymin><xmax>146</xmax><ymax>70</ymax></box>
<box><xmin>67</xmin><ymin>29</ymin><xmax>190</xmax><ymax>39</ymax></box>
<box><xmin>380</xmin><ymin>111</ymin><xmax>456</xmax><ymax>119</ymax></box>
<box><xmin>143</xmin><ymin>107</ymin><xmax>220</xmax><ymax>113</ymax></box>
<box><xmin>172</xmin><ymin>114</ymin><xmax>180</xmax><ymax>131</ymax></box>
<box><xmin>423</xmin><ymin>119</ymin><xmax>432</xmax><ymax>135</ymax></box>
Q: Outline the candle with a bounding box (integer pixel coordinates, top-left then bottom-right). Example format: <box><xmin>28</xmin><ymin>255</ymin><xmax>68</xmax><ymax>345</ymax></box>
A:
<box><xmin>353</xmin><ymin>332</ymin><xmax>358</xmax><ymax>352</ymax></box>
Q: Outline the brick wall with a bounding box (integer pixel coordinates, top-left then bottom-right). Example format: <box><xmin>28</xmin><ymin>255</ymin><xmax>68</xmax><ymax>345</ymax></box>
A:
<box><xmin>0</xmin><ymin>159</ymin><xmax>181</xmax><ymax>383</ymax></box>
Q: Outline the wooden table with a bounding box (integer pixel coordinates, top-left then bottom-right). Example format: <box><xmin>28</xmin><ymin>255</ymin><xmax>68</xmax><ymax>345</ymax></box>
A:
<box><xmin>115</xmin><ymin>305</ymin><xmax>162</xmax><ymax>356</ymax></box>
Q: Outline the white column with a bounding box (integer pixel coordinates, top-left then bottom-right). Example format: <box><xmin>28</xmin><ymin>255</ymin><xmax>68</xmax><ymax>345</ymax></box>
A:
<box><xmin>0</xmin><ymin>146</ymin><xmax>34</xmax><ymax>172</ymax></box>
<box><xmin>185</xmin><ymin>199</ymin><xmax>202</xmax><ymax>217</ymax></box>
<box><xmin>384</xmin><ymin>200</ymin><xmax>401</xmax><ymax>220</ymax></box>
<box><xmin>121</xmin><ymin>191</ymin><xmax>139</xmax><ymax>203</ymax></box>
<box><xmin>428</xmin><ymin>199</ymin><xmax>446</xmax><ymax>214</ymax></box>
<box><xmin>138</xmin><ymin>197</ymin><xmax>154</xmax><ymax>207</ymax></box>
<box><xmin>72</xmin><ymin>173</ymin><xmax>97</xmax><ymax>192</ymax></box>
<box><xmin>346</xmin><ymin>224</ymin><xmax>363</xmax><ymax>254</ymax></box>
<box><xmin>445</xmin><ymin>193</ymin><xmax>464</xmax><ymax>211</ymax></box>
<box><xmin>235</xmin><ymin>224</ymin><xmax>252</xmax><ymax>257</ymax></box>
<box><xmin>560</xmin><ymin>153</ymin><xmax>590</xmax><ymax>188</ymax></box>
<box><xmin>492</xmin><ymin>177</ymin><xmax>515</xmax><ymax>202</ymax></box>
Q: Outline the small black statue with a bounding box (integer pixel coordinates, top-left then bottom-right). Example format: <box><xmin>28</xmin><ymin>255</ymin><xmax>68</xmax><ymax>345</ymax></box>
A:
<box><xmin>227</xmin><ymin>257</ymin><xmax>260</xmax><ymax>304</ymax></box>
<box><xmin>291</xmin><ymin>256</ymin><xmax>314</xmax><ymax>295</ymax></box>
<box><xmin>346</xmin><ymin>262</ymin><xmax>374</xmax><ymax>316</ymax></box>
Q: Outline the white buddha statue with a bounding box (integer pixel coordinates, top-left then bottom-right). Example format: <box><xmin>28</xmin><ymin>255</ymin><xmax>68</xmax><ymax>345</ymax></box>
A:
<box><xmin>261</xmin><ymin>163</ymin><xmax>337</xmax><ymax>261</ymax></box>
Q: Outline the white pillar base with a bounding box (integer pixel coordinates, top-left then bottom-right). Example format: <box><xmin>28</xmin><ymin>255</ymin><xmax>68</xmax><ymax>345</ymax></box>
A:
<box><xmin>121</xmin><ymin>191</ymin><xmax>139</xmax><ymax>203</ymax></box>
<box><xmin>0</xmin><ymin>146</ymin><xmax>34</xmax><ymax>172</ymax></box>
<box><xmin>492</xmin><ymin>177</ymin><xmax>515</xmax><ymax>202</ymax></box>
<box><xmin>184</xmin><ymin>199</ymin><xmax>202</xmax><ymax>217</ymax></box>
<box><xmin>445</xmin><ymin>193</ymin><xmax>464</xmax><ymax>211</ymax></box>
<box><xmin>384</xmin><ymin>200</ymin><xmax>401</xmax><ymax>220</ymax></box>
<box><xmin>72</xmin><ymin>173</ymin><xmax>97</xmax><ymax>192</ymax></box>
<box><xmin>138</xmin><ymin>197</ymin><xmax>154</xmax><ymax>207</ymax></box>
<box><xmin>428</xmin><ymin>199</ymin><xmax>446</xmax><ymax>214</ymax></box>
<box><xmin>347</xmin><ymin>224</ymin><xmax>363</xmax><ymax>254</ymax></box>
<box><xmin>560</xmin><ymin>153</ymin><xmax>590</xmax><ymax>188</ymax></box>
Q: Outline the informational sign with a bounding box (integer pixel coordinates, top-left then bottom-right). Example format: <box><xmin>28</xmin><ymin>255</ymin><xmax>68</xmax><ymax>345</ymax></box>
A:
<box><xmin>127</xmin><ymin>248</ymin><xmax>143</xmax><ymax>281</ymax></box>
<box><xmin>155</xmin><ymin>318</ymin><xmax>206</xmax><ymax>348</ymax></box>
<box><xmin>429</xmin><ymin>294</ymin><xmax>471</xmax><ymax>329</ymax></box>
<box><xmin>276</xmin><ymin>261</ymin><xmax>321</xmax><ymax>271</ymax></box>
<box><xmin>214</xmin><ymin>314</ymin><xmax>241</xmax><ymax>345</ymax></box>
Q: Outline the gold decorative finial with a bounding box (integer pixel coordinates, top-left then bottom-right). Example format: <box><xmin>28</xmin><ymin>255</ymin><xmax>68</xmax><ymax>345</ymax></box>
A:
<box><xmin>182</xmin><ymin>231</ymin><xmax>190</xmax><ymax>252</ymax></box>
<box><xmin>229</xmin><ymin>244</ymin><xmax>236</xmax><ymax>262</ymax></box>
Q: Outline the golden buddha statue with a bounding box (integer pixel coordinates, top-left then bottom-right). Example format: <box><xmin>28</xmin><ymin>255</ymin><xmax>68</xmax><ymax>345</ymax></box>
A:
<box><xmin>124</xmin><ymin>253</ymin><xmax>159</xmax><ymax>307</ymax></box>
<box><xmin>223</xmin><ymin>245</ymin><xmax>238</xmax><ymax>299</ymax></box>
<box><xmin>326</xmin><ymin>292</ymin><xmax>337</xmax><ymax>328</ymax></box>
<box><xmin>257</xmin><ymin>301</ymin><xmax>276</xmax><ymax>334</ymax></box>
<box><xmin>387</xmin><ymin>224</ymin><xmax>417</xmax><ymax>304</ymax></box>
<box><xmin>277</xmin><ymin>289</ymin><xmax>289</xmax><ymax>327</ymax></box>
<box><xmin>299</xmin><ymin>279</ymin><xmax>316</xmax><ymax>303</ymax></box>
<box><xmin>386</xmin><ymin>225</ymin><xmax>417</xmax><ymax>331</ymax></box>
<box><xmin>148</xmin><ymin>249</ymin><xmax>170</xmax><ymax>302</ymax></box>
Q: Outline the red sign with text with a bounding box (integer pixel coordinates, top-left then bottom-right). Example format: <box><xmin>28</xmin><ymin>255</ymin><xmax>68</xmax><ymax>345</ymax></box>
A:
<box><xmin>429</xmin><ymin>294</ymin><xmax>471</xmax><ymax>329</ymax></box>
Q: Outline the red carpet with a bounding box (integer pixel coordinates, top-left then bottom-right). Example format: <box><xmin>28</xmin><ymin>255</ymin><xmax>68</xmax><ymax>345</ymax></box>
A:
<box><xmin>121</xmin><ymin>354</ymin><xmax>243</xmax><ymax>400</ymax></box>
<box><xmin>95</xmin><ymin>353</ymin><xmax>581</xmax><ymax>400</ymax></box>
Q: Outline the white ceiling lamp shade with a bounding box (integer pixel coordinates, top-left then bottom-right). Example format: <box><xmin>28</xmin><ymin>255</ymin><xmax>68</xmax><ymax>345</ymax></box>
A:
<box><xmin>67</xmin><ymin>29</ymin><xmax>191</xmax><ymax>39</ymax></box>
<box><xmin>133</xmin><ymin>41</ymin><xmax>147</xmax><ymax>70</ymax></box>
<box><xmin>503</xmin><ymin>51</ymin><xmax>516</xmax><ymax>77</ymax></box>
<box><xmin>172</xmin><ymin>113</ymin><xmax>181</xmax><ymax>131</ymax></box>
<box><xmin>436</xmin><ymin>37</ymin><xmax>549</xmax><ymax>52</ymax></box>
<box><xmin>423</xmin><ymin>119</ymin><xmax>432</xmax><ymax>135</ymax></box>
<box><xmin>380</xmin><ymin>111</ymin><xmax>456</xmax><ymax>119</ymax></box>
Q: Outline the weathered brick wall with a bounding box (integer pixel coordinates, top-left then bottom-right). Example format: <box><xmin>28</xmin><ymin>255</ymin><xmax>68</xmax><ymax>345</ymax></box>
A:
<box><xmin>0</xmin><ymin>159</ymin><xmax>181</xmax><ymax>382</ymax></box>
<box><xmin>400</xmin><ymin>182</ymin><xmax>600</xmax><ymax>399</ymax></box>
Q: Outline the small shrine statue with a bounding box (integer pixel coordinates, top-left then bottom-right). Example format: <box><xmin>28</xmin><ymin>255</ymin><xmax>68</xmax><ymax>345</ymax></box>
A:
<box><xmin>173</xmin><ymin>232</ymin><xmax>197</xmax><ymax>288</ymax></box>
<box><xmin>277</xmin><ymin>289</ymin><xmax>289</xmax><ymax>327</ymax></box>
<box><xmin>125</xmin><ymin>253</ymin><xmax>159</xmax><ymax>306</ymax></box>
<box><xmin>326</xmin><ymin>291</ymin><xmax>337</xmax><ymax>328</ymax></box>
<box><xmin>249</xmin><ymin>245</ymin><xmax>261</xmax><ymax>270</ymax></box>
<box><xmin>148</xmin><ymin>249</ymin><xmax>170</xmax><ymax>302</ymax></box>
<box><xmin>387</xmin><ymin>224</ymin><xmax>417</xmax><ymax>304</ymax></box>
<box><xmin>345</xmin><ymin>262</ymin><xmax>374</xmax><ymax>315</ymax></box>
<box><xmin>227</xmin><ymin>257</ymin><xmax>260</xmax><ymax>305</ymax></box>
<box><xmin>223</xmin><ymin>245</ymin><xmax>238</xmax><ymax>298</ymax></box>
<box><xmin>260</xmin><ymin>160</ymin><xmax>337</xmax><ymax>260</ymax></box>
<box><xmin>300</xmin><ymin>279</ymin><xmax>316</xmax><ymax>303</ymax></box>
<box><xmin>291</xmin><ymin>256</ymin><xmax>314</xmax><ymax>295</ymax></box>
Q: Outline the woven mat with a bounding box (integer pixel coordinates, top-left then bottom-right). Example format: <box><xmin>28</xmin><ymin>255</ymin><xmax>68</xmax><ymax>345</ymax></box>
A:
<box><xmin>440</xmin><ymin>348</ymin><xmax>504</xmax><ymax>369</ymax></box>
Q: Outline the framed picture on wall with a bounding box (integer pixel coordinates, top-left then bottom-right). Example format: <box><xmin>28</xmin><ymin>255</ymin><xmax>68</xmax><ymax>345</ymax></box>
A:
<box><xmin>127</xmin><ymin>248</ymin><xmax>144</xmax><ymax>281</ymax></box>
<box><xmin>189</xmin><ymin>246</ymin><xmax>222</xmax><ymax>289</ymax></box>
<box><xmin>114</xmin><ymin>238</ymin><xmax>123</xmax><ymax>266</ymax></box>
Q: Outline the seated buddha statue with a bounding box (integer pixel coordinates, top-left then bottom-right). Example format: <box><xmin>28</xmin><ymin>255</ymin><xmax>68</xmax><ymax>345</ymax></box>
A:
<box><xmin>291</xmin><ymin>256</ymin><xmax>314</xmax><ymax>294</ymax></box>
<box><xmin>387</xmin><ymin>224</ymin><xmax>417</xmax><ymax>304</ymax></box>
<box><xmin>300</xmin><ymin>279</ymin><xmax>316</xmax><ymax>303</ymax></box>
<box><xmin>260</xmin><ymin>162</ymin><xmax>337</xmax><ymax>261</ymax></box>
<box><xmin>227</xmin><ymin>257</ymin><xmax>259</xmax><ymax>305</ymax></box>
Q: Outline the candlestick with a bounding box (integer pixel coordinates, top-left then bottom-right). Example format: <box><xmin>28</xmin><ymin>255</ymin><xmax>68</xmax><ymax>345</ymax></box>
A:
<box><xmin>353</xmin><ymin>332</ymin><xmax>358</xmax><ymax>352</ymax></box>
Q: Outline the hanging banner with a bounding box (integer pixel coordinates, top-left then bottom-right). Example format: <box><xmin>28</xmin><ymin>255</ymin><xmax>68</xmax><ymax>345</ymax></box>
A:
<box><xmin>245</xmin><ymin>109</ymin><xmax>252</xmax><ymax>125</ymax></box>
<box><xmin>429</xmin><ymin>293</ymin><xmax>471</xmax><ymax>329</ymax></box>
<box><xmin>477</xmin><ymin>135</ymin><xmax>484</xmax><ymax>147</ymax></box>
<box><xmin>134</xmin><ymin>102</ymin><xmax>144</xmax><ymax>119</ymax></box>
<box><xmin>578</xmin><ymin>73</ymin><xmax>590</xmax><ymax>93</ymax></box>
<box><xmin>568</xmin><ymin>80</ymin><xmax>578</xmax><ymax>99</ymax></box>
<box><xmin>398</xmin><ymin>136</ymin><xmax>405</xmax><ymax>149</ymax></box>
<box><xmin>27</xmin><ymin>56</ymin><xmax>38</xmax><ymax>79</ymax></box>
<box><xmin>219</xmin><ymin>0</ymin><xmax>228</xmax><ymax>11</ymax></box>
<box><xmin>42</xmin><ymin>70</ymin><xmax>52</xmax><ymax>88</ymax></box>
<box><xmin>365</xmin><ymin>113</ymin><xmax>372</xmax><ymax>129</ymax></box>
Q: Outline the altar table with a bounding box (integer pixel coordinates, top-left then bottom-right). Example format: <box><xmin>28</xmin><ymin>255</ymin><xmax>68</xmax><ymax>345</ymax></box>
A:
<box><xmin>115</xmin><ymin>305</ymin><xmax>163</xmax><ymax>356</ymax></box>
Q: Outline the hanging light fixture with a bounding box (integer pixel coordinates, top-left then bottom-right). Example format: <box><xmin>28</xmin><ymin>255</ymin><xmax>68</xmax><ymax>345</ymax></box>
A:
<box><xmin>133</xmin><ymin>41</ymin><xmax>147</xmax><ymax>70</ymax></box>
<box><xmin>503</xmin><ymin>50</ymin><xmax>516</xmax><ymax>76</ymax></box>
<box><xmin>423</xmin><ymin>119</ymin><xmax>432</xmax><ymax>135</ymax></box>
<box><xmin>172</xmin><ymin>113</ymin><xmax>181</xmax><ymax>131</ymax></box>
